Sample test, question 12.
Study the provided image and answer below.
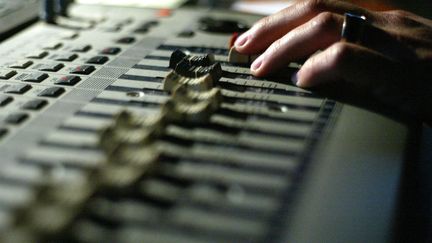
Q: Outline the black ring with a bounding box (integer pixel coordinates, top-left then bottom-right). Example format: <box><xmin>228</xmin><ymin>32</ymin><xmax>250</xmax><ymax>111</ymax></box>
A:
<box><xmin>341</xmin><ymin>13</ymin><xmax>367</xmax><ymax>43</ymax></box>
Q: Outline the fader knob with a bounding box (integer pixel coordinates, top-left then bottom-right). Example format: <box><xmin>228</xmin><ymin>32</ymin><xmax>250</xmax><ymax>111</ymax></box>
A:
<box><xmin>172</xmin><ymin>86</ymin><xmax>222</xmax><ymax>110</ymax></box>
<box><xmin>185</xmin><ymin>74</ymin><xmax>214</xmax><ymax>91</ymax></box>
<box><xmin>163</xmin><ymin>71</ymin><xmax>214</xmax><ymax>92</ymax></box>
<box><xmin>169</xmin><ymin>50</ymin><xmax>188</xmax><ymax>69</ymax></box>
<box><xmin>169</xmin><ymin>50</ymin><xmax>215</xmax><ymax>69</ymax></box>
<box><xmin>194</xmin><ymin>63</ymin><xmax>222</xmax><ymax>80</ymax></box>
<box><xmin>228</xmin><ymin>46</ymin><xmax>259</xmax><ymax>65</ymax></box>
<box><xmin>175</xmin><ymin>60</ymin><xmax>222</xmax><ymax>81</ymax></box>
<box><xmin>163</xmin><ymin>100</ymin><xmax>216</xmax><ymax>123</ymax></box>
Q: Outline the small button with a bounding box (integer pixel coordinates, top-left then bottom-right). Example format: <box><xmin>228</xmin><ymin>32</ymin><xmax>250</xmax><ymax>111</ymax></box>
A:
<box><xmin>38</xmin><ymin>87</ymin><xmax>65</xmax><ymax>98</ymax></box>
<box><xmin>9</xmin><ymin>60</ymin><xmax>33</xmax><ymax>69</ymax></box>
<box><xmin>27</xmin><ymin>51</ymin><xmax>49</xmax><ymax>59</ymax></box>
<box><xmin>70</xmin><ymin>65</ymin><xmax>95</xmax><ymax>75</ymax></box>
<box><xmin>157</xmin><ymin>9</ymin><xmax>172</xmax><ymax>17</ymax></box>
<box><xmin>134</xmin><ymin>26</ymin><xmax>149</xmax><ymax>33</ymax></box>
<box><xmin>5</xmin><ymin>84</ymin><xmax>31</xmax><ymax>94</ymax></box>
<box><xmin>134</xmin><ymin>20</ymin><xmax>158</xmax><ymax>33</ymax></box>
<box><xmin>22</xmin><ymin>73</ymin><xmax>49</xmax><ymax>83</ymax></box>
<box><xmin>86</xmin><ymin>56</ymin><xmax>109</xmax><ymax>65</ymax></box>
<box><xmin>178</xmin><ymin>30</ymin><xmax>195</xmax><ymax>38</ymax></box>
<box><xmin>0</xmin><ymin>128</ymin><xmax>8</xmax><ymax>138</ymax></box>
<box><xmin>22</xmin><ymin>99</ymin><xmax>48</xmax><ymax>110</ymax></box>
<box><xmin>71</xmin><ymin>44</ymin><xmax>92</xmax><ymax>52</ymax></box>
<box><xmin>43</xmin><ymin>42</ymin><xmax>63</xmax><ymax>50</ymax></box>
<box><xmin>0</xmin><ymin>96</ymin><xmax>13</xmax><ymax>107</ymax></box>
<box><xmin>39</xmin><ymin>63</ymin><xmax>64</xmax><ymax>72</ymax></box>
<box><xmin>55</xmin><ymin>75</ymin><xmax>81</xmax><ymax>86</ymax></box>
<box><xmin>115</xmin><ymin>18</ymin><xmax>134</xmax><ymax>26</ymax></box>
<box><xmin>0</xmin><ymin>70</ymin><xmax>17</xmax><ymax>80</ymax></box>
<box><xmin>61</xmin><ymin>32</ymin><xmax>79</xmax><ymax>40</ymax></box>
<box><xmin>101</xmin><ymin>26</ymin><xmax>122</xmax><ymax>32</ymax></box>
<box><xmin>5</xmin><ymin>113</ymin><xmax>28</xmax><ymax>125</ymax></box>
<box><xmin>199</xmin><ymin>17</ymin><xmax>249</xmax><ymax>33</ymax></box>
<box><xmin>117</xmin><ymin>37</ymin><xmax>135</xmax><ymax>44</ymax></box>
<box><xmin>100</xmin><ymin>47</ymin><xmax>121</xmax><ymax>55</ymax></box>
<box><xmin>54</xmin><ymin>53</ymin><xmax>78</xmax><ymax>62</ymax></box>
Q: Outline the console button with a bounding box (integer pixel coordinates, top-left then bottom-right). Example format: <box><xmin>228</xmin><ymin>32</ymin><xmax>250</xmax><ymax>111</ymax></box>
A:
<box><xmin>178</xmin><ymin>30</ymin><xmax>195</xmax><ymax>38</ymax></box>
<box><xmin>5</xmin><ymin>84</ymin><xmax>31</xmax><ymax>94</ymax></box>
<box><xmin>61</xmin><ymin>32</ymin><xmax>79</xmax><ymax>40</ymax></box>
<box><xmin>9</xmin><ymin>60</ymin><xmax>33</xmax><ymax>69</ymax></box>
<box><xmin>117</xmin><ymin>37</ymin><xmax>136</xmax><ymax>44</ymax></box>
<box><xmin>5</xmin><ymin>113</ymin><xmax>28</xmax><ymax>125</ymax></box>
<box><xmin>70</xmin><ymin>65</ymin><xmax>96</xmax><ymax>75</ymax></box>
<box><xmin>0</xmin><ymin>95</ymin><xmax>13</xmax><ymax>107</ymax></box>
<box><xmin>86</xmin><ymin>56</ymin><xmax>109</xmax><ymax>65</ymax></box>
<box><xmin>43</xmin><ymin>42</ymin><xmax>63</xmax><ymax>50</ymax></box>
<box><xmin>0</xmin><ymin>70</ymin><xmax>17</xmax><ymax>80</ymax></box>
<box><xmin>23</xmin><ymin>73</ymin><xmax>49</xmax><ymax>83</ymax></box>
<box><xmin>0</xmin><ymin>128</ymin><xmax>8</xmax><ymax>138</ymax></box>
<box><xmin>134</xmin><ymin>20</ymin><xmax>158</xmax><ymax>33</ymax></box>
<box><xmin>27</xmin><ymin>51</ymin><xmax>49</xmax><ymax>59</ymax></box>
<box><xmin>101</xmin><ymin>26</ymin><xmax>122</xmax><ymax>32</ymax></box>
<box><xmin>100</xmin><ymin>47</ymin><xmax>121</xmax><ymax>55</ymax></box>
<box><xmin>39</xmin><ymin>63</ymin><xmax>64</xmax><ymax>72</ymax></box>
<box><xmin>22</xmin><ymin>99</ymin><xmax>48</xmax><ymax>110</ymax></box>
<box><xmin>55</xmin><ymin>75</ymin><xmax>81</xmax><ymax>86</ymax></box>
<box><xmin>199</xmin><ymin>17</ymin><xmax>249</xmax><ymax>33</ymax></box>
<box><xmin>71</xmin><ymin>44</ymin><xmax>92</xmax><ymax>52</ymax></box>
<box><xmin>54</xmin><ymin>53</ymin><xmax>78</xmax><ymax>62</ymax></box>
<box><xmin>38</xmin><ymin>87</ymin><xmax>65</xmax><ymax>98</ymax></box>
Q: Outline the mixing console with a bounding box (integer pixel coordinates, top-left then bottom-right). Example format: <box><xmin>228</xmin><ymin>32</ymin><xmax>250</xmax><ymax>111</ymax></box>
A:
<box><xmin>0</xmin><ymin>2</ymin><xmax>406</xmax><ymax>243</ymax></box>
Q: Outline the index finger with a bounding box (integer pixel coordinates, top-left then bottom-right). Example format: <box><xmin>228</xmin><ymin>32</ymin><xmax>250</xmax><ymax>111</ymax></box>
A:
<box><xmin>234</xmin><ymin>0</ymin><xmax>372</xmax><ymax>54</ymax></box>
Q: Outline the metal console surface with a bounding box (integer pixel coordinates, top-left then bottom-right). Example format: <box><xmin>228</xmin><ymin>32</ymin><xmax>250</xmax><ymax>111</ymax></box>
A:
<box><xmin>0</xmin><ymin>0</ymin><xmax>39</xmax><ymax>39</ymax></box>
<box><xmin>0</xmin><ymin>4</ymin><xmax>411</xmax><ymax>243</ymax></box>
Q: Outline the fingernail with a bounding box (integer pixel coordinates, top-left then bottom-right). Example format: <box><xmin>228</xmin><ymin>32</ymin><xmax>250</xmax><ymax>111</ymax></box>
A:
<box><xmin>234</xmin><ymin>33</ymin><xmax>249</xmax><ymax>48</ymax></box>
<box><xmin>291</xmin><ymin>71</ymin><xmax>299</xmax><ymax>86</ymax></box>
<box><xmin>251</xmin><ymin>57</ymin><xmax>263</xmax><ymax>71</ymax></box>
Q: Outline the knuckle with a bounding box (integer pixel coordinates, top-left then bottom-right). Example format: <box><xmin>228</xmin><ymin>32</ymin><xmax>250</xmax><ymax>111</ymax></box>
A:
<box><xmin>385</xmin><ymin>10</ymin><xmax>412</xmax><ymax>23</ymax></box>
<box><xmin>391</xmin><ymin>10</ymin><xmax>422</xmax><ymax>28</ymax></box>
<box><xmin>304</xmin><ymin>0</ymin><xmax>328</xmax><ymax>14</ymax></box>
<box><xmin>268</xmin><ymin>39</ymin><xmax>284</xmax><ymax>54</ymax></box>
<box><xmin>255</xmin><ymin>16</ymin><xmax>273</xmax><ymax>32</ymax></box>
<box><xmin>382</xmin><ymin>9</ymin><xmax>424</xmax><ymax>30</ymax></box>
<box><xmin>312</xmin><ymin>12</ymin><xmax>338</xmax><ymax>32</ymax></box>
<box><xmin>329</xmin><ymin>43</ymin><xmax>353</xmax><ymax>65</ymax></box>
<box><xmin>389</xmin><ymin>9</ymin><xmax>411</xmax><ymax>18</ymax></box>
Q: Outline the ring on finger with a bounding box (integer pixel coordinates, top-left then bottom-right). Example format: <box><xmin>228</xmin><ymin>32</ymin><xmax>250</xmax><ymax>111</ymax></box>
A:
<box><xmin>341</xmin><ymin>13</ymin><xmax>367</xmax><ymax>44</ymax></box>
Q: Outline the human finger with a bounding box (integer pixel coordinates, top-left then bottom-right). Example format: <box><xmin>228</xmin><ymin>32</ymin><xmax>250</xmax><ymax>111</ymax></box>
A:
<box><xmin>294</xmin><ymin>42</ymin><xmax>400</xmax><ymax>89</ymax></box>
<box><xmin>234</xmin><ymin>0</ymin><xmax>372</xmax><ymax>54</ymax></box>
<box><xmin>249</xmin><ymin>12</ymin><xmax>344</xmax><ymax>77</ymax></box>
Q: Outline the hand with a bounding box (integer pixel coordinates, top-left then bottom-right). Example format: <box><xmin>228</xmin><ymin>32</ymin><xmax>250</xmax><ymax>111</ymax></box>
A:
<box><xmin>234</xmin><ymin>0</ymin><xmax>432</xmax><ymax>123</ymax></box>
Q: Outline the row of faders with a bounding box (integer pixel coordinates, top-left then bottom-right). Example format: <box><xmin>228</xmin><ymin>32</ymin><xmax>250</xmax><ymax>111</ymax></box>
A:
<box><xmin>3</xmin><ymin>49</ymin><xmax>334</xmax><ymax>242</ymax></box>
<box><xmin>0</xmin><ymin>4</ymin><xmax>336</xmax><ymax>243</ymax></box>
